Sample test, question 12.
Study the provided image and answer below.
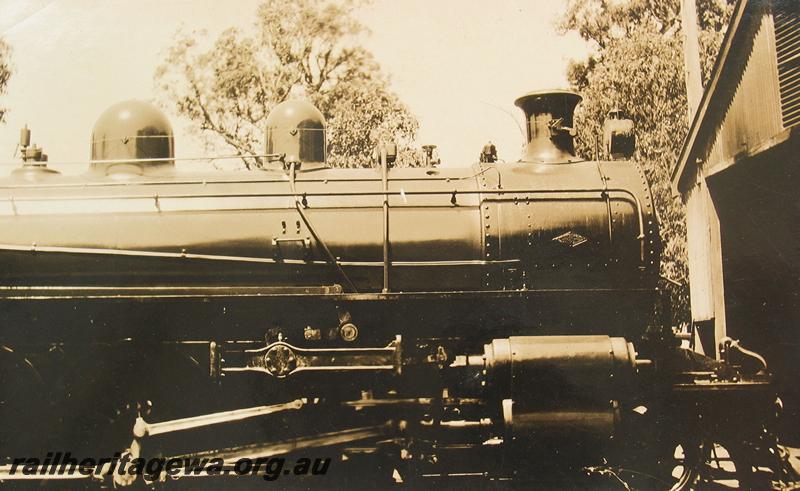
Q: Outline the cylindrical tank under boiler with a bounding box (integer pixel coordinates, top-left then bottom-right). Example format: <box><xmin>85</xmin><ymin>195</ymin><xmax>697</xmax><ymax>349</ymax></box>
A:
<box><xmin>479</xmin><ymin>336</ymin><xmax>638</xmax><ymax>442</ymax></box>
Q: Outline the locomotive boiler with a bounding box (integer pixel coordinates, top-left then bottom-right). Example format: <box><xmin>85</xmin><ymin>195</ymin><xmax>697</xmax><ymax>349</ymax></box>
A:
<box><xmin>0</xmin><ymin>92</ymin><xmax>657</xmax><ymax>294</ymax></box>
<box><xmin>0</xmin><ymin>91</ymin><xmax>781</xmax><ymax>489</ymax></box>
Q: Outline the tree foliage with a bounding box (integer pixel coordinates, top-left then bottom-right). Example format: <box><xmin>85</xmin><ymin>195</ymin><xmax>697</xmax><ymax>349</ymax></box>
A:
<box><xmin>155</xmin><ymin>0</ymin><xmax>419</xmax><ymax>169</ymax></box>
<box><xmin>0</xmin><ymin>38</ymin><xmax>12</xmax><ymax>123</ymax></box>
<box><xmin>558</xmin><ymin>0</ymin><xmax>733</xmax><ymax>325</ymax></box>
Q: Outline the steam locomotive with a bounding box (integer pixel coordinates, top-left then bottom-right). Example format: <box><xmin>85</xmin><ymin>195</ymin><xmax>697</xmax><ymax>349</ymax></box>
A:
<box><xmin>0</xmin><ymin>91</ymin><xmax>781</xmax><ymax>488</ymax></box>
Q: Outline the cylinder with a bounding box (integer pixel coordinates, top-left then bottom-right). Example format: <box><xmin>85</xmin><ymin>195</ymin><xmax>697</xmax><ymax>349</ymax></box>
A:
<box><xmin>482</xmin><ymin>335</ymin><xmax>636</xmax><ymax>441</ymax></box>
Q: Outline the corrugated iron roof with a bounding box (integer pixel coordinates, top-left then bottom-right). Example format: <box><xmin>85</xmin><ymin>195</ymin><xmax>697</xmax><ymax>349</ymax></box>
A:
<box><xmin>671</xmin><ymin>0</ymin><xmax>755</xmax><ymax>192</ymax></box>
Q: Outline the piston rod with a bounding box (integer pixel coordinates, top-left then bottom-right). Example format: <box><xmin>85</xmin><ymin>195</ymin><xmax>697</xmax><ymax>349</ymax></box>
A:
<box><xmin>133</xmin><ymin>399</ymin><xmax>304</xmax><ymax>438</ymax></box>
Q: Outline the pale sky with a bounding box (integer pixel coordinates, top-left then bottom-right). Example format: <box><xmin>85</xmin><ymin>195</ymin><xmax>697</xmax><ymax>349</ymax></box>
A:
<box><xmin>0</xmin><ymin>0</ymin><xmax>588</xmax><ymax>172</ymax></box>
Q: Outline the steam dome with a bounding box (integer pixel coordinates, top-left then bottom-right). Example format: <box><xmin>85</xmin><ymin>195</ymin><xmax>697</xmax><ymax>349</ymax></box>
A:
<box><xmin>90</xmin><ymin>100</ymin><xmax>175</xmax><ymax>176</ymax></box>
<box><xmin>265</xmin><ymin>99</ymin><xmax>326</xmax><ymax>167</ymax></box>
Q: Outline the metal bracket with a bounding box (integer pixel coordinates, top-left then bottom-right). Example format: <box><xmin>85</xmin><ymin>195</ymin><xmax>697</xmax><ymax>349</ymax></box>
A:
<box><xmin>271</xmin><ymin>236</ymin><xmax>311</xmax><ymax>261</ymax></box>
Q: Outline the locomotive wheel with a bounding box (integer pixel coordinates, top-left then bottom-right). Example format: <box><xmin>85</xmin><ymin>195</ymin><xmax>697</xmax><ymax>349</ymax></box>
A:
<box><xmin>662</xmin><ymin>440</ymin><xmax>773</xmax><ymax>490</ymax></box>
<box><xmin>614</xmin><ymin>438</ymin><xmax>771</xmax><ymax>490</ymax></box>
<box><xmin>665</xmin><ymin>440</ymin><xmax>705</xmax><ymax>491</ymax></box>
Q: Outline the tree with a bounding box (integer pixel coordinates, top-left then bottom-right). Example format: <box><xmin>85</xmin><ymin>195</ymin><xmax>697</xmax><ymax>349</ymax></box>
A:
<box><xmin>155</xmin><ymin>0</ymin><xmax>420</xmax><ymax>169</ymax></box>
<box><xmin>558</xmin><ymin>0</ymin><xmax>734</xmax><ymax>324</ymax></box>
<box><xmin>0</xmin><ymin>38</ymin><xmax>12</xmax><ymax>123</ymax></box>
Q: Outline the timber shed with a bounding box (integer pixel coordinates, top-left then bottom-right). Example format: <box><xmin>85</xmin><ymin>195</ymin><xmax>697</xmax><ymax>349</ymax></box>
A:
<box><xmin>673</xmin><ymin>0</ymin><xmax>800</xmax><ymax>436</ymax></box>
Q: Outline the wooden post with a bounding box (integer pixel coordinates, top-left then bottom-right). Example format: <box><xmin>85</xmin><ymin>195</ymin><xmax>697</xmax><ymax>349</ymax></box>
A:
<box><xmin>681</xmin><ymin>0</ymin><xmax>726</xmax><ymax>357</ymax></box>
<box><xmin>681</xmin><ymin>0</ymin><xmax>704</xmax><ymax>118</ymax></box>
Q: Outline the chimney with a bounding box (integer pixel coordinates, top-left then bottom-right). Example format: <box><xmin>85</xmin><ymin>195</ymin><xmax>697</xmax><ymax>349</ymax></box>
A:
<box><xmin>514</xmin><ymin>90</ymin><xmax>582</xmax><ymax>163</ymax></box>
